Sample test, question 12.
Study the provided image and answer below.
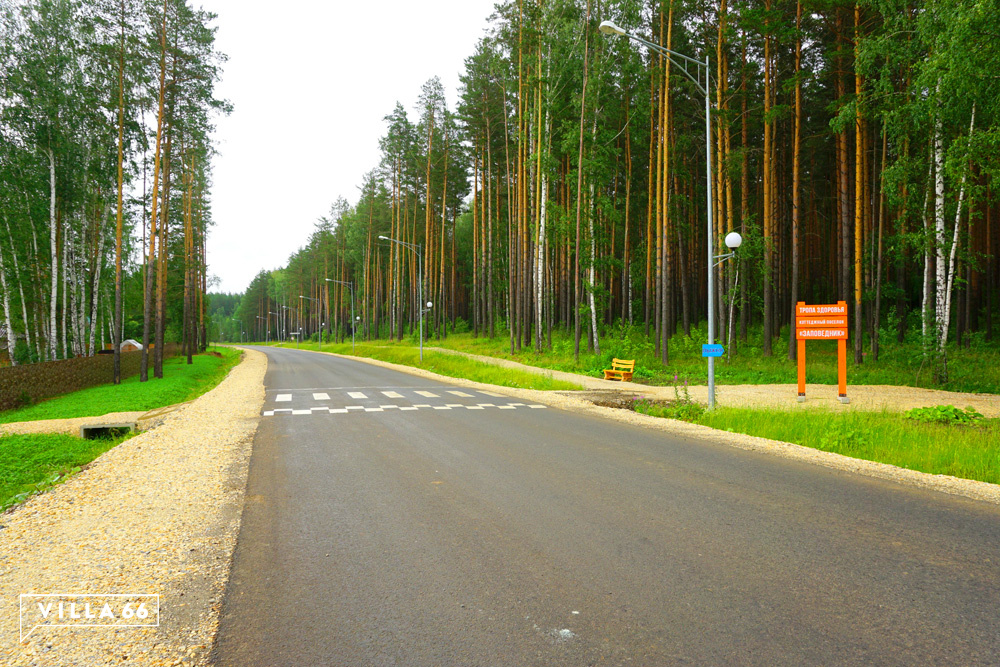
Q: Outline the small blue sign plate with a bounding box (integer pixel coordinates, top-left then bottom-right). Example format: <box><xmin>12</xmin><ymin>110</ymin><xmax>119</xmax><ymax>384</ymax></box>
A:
<box><xmin>702</xmin><ymin>344</ymin><xmax>725</xmax><ymax>357</ymax></box>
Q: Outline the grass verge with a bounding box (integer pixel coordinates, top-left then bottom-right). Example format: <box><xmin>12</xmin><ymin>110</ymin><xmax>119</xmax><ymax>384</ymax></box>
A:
<box><xmin>0</xmin><ymin>347</ymin><xmax>242</xmax><ymax>424</ymax></box>
<box><xmin>289</xmin><ymin>341</ymin><xmax>582</xmax><ymax>391</ymax></box>
<box><xmin>0</xmin><ymin>433</ymin><xmax>129</xmax><ymax>510</ymax></box>
<box><xmin>634</xmin><ymin>401</ymin><xmax>1000</xmax><ymax>485</ymax></box>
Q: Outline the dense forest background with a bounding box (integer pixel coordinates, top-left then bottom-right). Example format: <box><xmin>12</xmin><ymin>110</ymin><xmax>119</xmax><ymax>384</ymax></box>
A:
<box><xmin>228</xmin><ymin>0</ymin><xmax>999</xmax><ymax>384</ymax></box>
<box><xmin>0</xmin><ymin>0</ymin><xmax>225</xmax><ymax>380</ymax></box>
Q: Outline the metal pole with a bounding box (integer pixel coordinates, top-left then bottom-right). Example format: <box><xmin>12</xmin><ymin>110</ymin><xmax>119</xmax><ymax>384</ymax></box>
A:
<box><xmin>705</xmin><ymin>55</ymin><xmax>715</xmax><ymax>410</ymax></box>
<box><xmin>418</xmin><ymin>250</ymin><xmax>423</xmax><ymax>362</ymax></box>
<box><xmin>350</xmin><ymin>286</ymin><xmax>356</xmax><ymax>353</ymax></box>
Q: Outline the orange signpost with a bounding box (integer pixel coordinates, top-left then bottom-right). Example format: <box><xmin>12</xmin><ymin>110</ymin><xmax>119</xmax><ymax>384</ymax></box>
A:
<box><xmin>795</xmin><ymin>301</ymin><xmax>849</xmax><ymax>403</ymax></box>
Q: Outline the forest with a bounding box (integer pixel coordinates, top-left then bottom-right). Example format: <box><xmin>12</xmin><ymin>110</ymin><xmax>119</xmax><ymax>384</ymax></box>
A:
<box><xmin>231</xmin><ymin>0</ymin><xmax>999</xmax><ymax>385</ymax></box>
<box><xmin>0</xmin><ymin>0</ymin><xmax>225</xmax><ymax>380</ymax></box>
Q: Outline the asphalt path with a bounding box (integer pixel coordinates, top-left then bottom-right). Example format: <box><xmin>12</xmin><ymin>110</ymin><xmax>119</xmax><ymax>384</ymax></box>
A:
<box><xmin>212</xmin><ymin>346</ymin><xmax>1000</xmax><ymax>666</ymax></box>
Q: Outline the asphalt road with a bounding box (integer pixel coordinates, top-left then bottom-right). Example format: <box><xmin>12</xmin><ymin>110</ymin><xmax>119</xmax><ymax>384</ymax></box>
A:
<box><xmin>212</xmin><ymin>346</ymin><xmax>1000</xmax><ymax>666</ymax></box>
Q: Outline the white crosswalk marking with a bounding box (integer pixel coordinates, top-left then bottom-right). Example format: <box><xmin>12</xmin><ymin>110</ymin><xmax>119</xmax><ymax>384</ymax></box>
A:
<box><xmin>381</xmin><ymin>391</ymin><xmax>404</xmax><ymax>399</ymax></box>
<box><xmin>348</xmin><ymin>391</ymin><xmax>368</xmax><ymax>399</ymax></box>
<box><xmin>313</xmin><ymin>393</ymin><xmax>330</xmax><ymax>401</ymax></box>
<box><xmin>447</xmin><ymin>390</ymin><xmax>473</xmax><ymax>397</ymax></box>
<box><xmin>415</xmin><ymin>391</ymin><xmax>439</xmax><ymax>398</ymax></box>
<box><xmin>261</xmin><ymin>397</ymin><xmax>546</xmax><ymax>418</ymax></box>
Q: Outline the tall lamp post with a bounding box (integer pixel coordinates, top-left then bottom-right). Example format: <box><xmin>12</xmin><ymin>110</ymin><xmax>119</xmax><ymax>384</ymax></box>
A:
<box><xmin>255</xmin><ymin>315</ymin><xmax>269</xmax><ymax>344</ymax></box>
<box><xmin>299</xmin><ymin>295</ymin><xmax>321</xmax><ymax>350</ymax></box>
<box><xmin>326</xmin><ymin>278</ymin><xmax>358</xmax><ymax>353</ymax></box>
<box><xmin>600</xmin><ymin>19</ymin><xmax>733</xmax><ymax>409</ymax></box>
<box><xmin>378</xmin><ymin>236</ymin><xmax>432</xmax><ymax>361</ymax></box>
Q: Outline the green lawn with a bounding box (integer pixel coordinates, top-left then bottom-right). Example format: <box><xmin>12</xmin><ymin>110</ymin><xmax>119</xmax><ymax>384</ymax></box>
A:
<box><xmin>0</xmin><ymin>347</ymin><xmax>241</xmax><ymax>424</ymax></box>
<box><xmin>693</xmin><ymin>407</ymin><xmax>1000</xmax><ymax>485</ymax></box>
<box><xmin>0</xmin><ymin>433</ymin><xmax>129</xmax><ymax>510</ymax></box>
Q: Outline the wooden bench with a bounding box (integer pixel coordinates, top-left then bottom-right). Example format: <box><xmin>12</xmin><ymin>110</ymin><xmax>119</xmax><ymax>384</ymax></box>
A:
<box><xmin>603</xmin><ymin>358</ymin><xmax>635</xmax><ymax>382</ymax></box>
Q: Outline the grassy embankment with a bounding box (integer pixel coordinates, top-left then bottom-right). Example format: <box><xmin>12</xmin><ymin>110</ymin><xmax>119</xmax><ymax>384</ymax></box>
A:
<box><xmin>638</xmin><ymin>400</ymin><xmax>1000</xmax><ymax>485</ymax></box>
<box><xmin>0</xmin><ymin>347</ymin><xmax>242</xmax><ymax>510</ymax></box>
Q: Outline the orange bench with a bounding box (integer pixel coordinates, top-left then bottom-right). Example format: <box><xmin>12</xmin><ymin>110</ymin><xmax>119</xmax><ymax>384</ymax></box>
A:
<box><xmin>603</xmin><ymin>358</ymin><xmax>635</xmax><ymax>382</ymax></box>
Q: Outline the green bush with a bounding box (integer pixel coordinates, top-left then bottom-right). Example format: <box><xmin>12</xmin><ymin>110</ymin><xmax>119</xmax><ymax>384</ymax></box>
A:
<box><xmin>905</xmin><ymin>405</ymin><xmax>985</xmax><ymax>426</ymax></box>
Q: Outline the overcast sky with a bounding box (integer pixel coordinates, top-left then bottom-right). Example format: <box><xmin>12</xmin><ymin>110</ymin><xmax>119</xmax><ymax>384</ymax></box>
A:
<box><xmin>200</xmin><ymin>0</ymin><xmax>499</xmax><ymax>294</ymax></box>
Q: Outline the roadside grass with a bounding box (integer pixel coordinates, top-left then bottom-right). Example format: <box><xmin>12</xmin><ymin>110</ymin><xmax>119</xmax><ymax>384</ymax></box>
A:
<box><xmin>281</xmin><ymin>341</ymin><xmax>582</xmax><ymax>390</ymax></box>
<box><xmin>0</xmin><ymin>347</ymin><xmax>241</xmax><ymax>424</ymax></box>
<box><xmin>634</xmin><ymin>402</ymin><xmax>1000</xmax><ymax>485</ymax></box>
<box><xmin>0</xmin><ymin>433</ymin><xmax>129</xmax><ymax>510</ymax></box>
<box><xmin>364</xmin><ymin>324</ymin><xmax>1000</xmax><ymax>394</ymax></box>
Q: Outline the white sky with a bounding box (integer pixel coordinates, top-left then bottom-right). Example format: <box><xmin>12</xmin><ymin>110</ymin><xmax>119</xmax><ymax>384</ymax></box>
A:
<box><xmin>200</xmin><ymin>0</ymin><xmax>499</xmax><ymax>294</ymax></box>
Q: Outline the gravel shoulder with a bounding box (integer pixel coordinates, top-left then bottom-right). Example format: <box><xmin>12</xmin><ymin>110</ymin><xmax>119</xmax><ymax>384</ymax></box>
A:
<box><xmin>0</xmin><ymin>348</ymin><xmax>266</xmax><ymax>667</ymax></box>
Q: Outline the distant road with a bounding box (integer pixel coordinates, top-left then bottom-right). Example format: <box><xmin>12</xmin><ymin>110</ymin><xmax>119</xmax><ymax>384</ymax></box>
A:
<box><xmin>212</xmin><ymin>346</ymin><xmax>1000</xmax><ymax>666</ymax></box>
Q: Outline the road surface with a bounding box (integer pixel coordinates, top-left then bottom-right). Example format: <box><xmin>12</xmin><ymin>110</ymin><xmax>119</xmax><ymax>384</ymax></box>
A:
<box><xmin>212</xmin><ymin>346</ymin><xmax>1000</xmax><ymax>666</ymax></box>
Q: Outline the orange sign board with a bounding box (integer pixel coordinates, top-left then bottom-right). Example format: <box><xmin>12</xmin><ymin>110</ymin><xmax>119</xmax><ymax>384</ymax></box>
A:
<box><xmin>795</xmin><ymin>301</ymin><xmax>849</xmax><ymax>402</ymax></box>
<box><xmin>796</xmin><ymin>303</ymin><xmax>847</xmax><ymax>316</ymax></box>
<box><xmin>796</xmin><ymin>316</ymin><xmax>848</xmax><ymax>328</ymax></box>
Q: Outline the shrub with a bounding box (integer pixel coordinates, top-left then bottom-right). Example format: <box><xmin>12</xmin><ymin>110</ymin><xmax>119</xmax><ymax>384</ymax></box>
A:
<box><xmin>905</xmin><ymin>405</ymin><xmax>985</xmax><ymax>426</ymax></box>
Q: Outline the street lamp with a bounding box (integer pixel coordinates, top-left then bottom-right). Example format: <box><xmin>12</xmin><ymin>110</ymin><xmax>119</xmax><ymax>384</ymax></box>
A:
<box><xmin>299</xmin><ymin>295</ymin><xmax>321</xmax><ymax>350</ymax></box>
<box><xmin>379</xmin><ymin>235</ymin><xmax>428</xmax><ymax>361</ymax></box>
<box><xmin>255</xmin><ymin>315</ymin><xmax>269</xmax><ymax>344</ymax></box>
<box><xmin>600</xmin><ymin>18</ymin><xmax>726</xmax><ymax>409</ymax></box>
<box><xmin>326</xmin><ymin>278</ymin><xmax>356</xmax><ymax>353</ymax></box>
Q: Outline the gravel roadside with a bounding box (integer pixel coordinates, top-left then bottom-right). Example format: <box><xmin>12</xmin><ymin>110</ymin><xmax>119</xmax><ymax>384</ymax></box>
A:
<box><xmin>0</xmin><ymin>348</ymin><xmax>266</xmax><ymax>667</ymax></box>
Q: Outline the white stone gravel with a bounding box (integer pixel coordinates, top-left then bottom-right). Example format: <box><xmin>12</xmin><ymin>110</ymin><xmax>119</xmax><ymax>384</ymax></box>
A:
<box><xmin>0</xmin><ymin>348</ymin><xmax>266</xmax><ymax>667</ymax></box>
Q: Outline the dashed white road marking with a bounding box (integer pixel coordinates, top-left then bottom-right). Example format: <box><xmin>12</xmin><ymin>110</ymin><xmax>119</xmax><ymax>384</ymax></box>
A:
<box><xmin>330</xmin><ymin>408</ymin><xmax>348</xmax><ymax>414</ymax></box>
<box><xmin>465</xmin><ymin>406</ymin><xmax>485</xmax><ymax>410</ymax></box>
<box><xmin>447</xmin><ymin>390</ymin><xmax>474</xmax><ymax>397</ymax></box>
<box><xmin>415</xmin><ymin>391</ymin><xmax>439</xmax><ymax>398</ymax></box>
<box><xmin>348</xmin><ymin>391</ymin><xmax>368</xmax><ymax>399</ymax></box>
<box><xmin>433</xmin><ymin>406</ymin><xmax>452</xmax><ymax>410</ymax></box>
<box><xmin>498</xmin><ymin>406</ymin><xmax>516</xmax><ymax>410</ymax></box>
<box><xmin>364</xmin><ymin>408</ymin><xmax>384</xmax><ymax>413</ymax></box>
<box><xmin>477</xmin><ymin>403</ymin><xmax>496</xmax><ymax>408</ymax></box>
<box><xmin>529</xmin><ymin>405</ymin><xmax>547</xmax><ymax>409</ymax></box>
<box><xmin>292</xmin><ymin>410</ymin><xmax>311</xmax><ymax>415</ymax></box>
<box><xmin>313</xmin><ymin>392</ymin><xmax>330</xmax><ymax>401</ymax></box>
<box><xmin>276</xmin><ymin>394</ymin><xmax>292</xmax><ymax>402</ymax></box>
<box><xmin>381</xmin><ymin>391</ymin><xmax>404</xmax><ymax>399</ymax></box>
<box><xmin>400</xmin><ymin>407</ymin><xmax>419</xmax><ymax>411</ymax></box>
<box><xmin>479</xmin><ymin>391</ymin><xmax>505</xmax><ymax>397</ymax></box>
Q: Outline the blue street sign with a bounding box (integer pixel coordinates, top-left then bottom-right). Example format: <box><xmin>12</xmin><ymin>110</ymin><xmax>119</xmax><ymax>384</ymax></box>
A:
<box><xmin>702</xmin><ymin>344</ymin><xmax>725</xmax><ymax>357</ymax></box>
